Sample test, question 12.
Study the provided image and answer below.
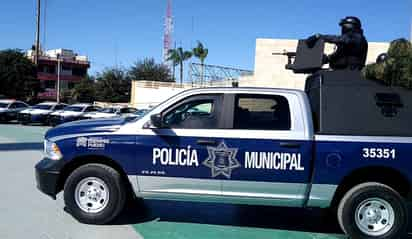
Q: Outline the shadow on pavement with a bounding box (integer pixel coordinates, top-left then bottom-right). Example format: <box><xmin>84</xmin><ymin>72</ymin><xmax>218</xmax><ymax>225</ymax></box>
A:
<box><xmin>112</xmin><ymin>199</ymin><xmax>343</xmax><ymax>234</ymax></box>
<box><xmin>0</xmin><ymin>142</ymin><xmax>43</xmax><ymax>151</ymax></box>
<box><xmin>110</xmin><ymin>199</ymin><xmax>412</xmax><ymax>237</ymax></box>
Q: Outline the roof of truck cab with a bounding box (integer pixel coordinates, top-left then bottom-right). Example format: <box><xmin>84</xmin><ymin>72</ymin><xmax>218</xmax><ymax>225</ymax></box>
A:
<box><xmin>180</xmin><ymin>87</ymin><xmax>306</xmax><ymax>95</ymax></box>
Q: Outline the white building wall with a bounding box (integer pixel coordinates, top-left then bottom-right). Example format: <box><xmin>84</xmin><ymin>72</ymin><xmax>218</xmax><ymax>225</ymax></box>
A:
<box><xmin>250</xmin><ymin>39</ymin><xmax>390</xmax><ymax>90</ymax></box>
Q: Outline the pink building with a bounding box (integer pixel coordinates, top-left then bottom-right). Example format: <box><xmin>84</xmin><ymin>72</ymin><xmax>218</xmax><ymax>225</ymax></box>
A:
<box><xmin>27</xmin><ymin>49</ymin><xmax>90</xmax><ymax>100</ymax></box>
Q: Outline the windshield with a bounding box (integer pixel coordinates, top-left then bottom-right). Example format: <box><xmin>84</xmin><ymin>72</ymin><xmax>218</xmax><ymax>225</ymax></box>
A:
<box><xmin>99</xmin><ymin>108</ymin><xmax>117</xmax><ymax>113</ymax></box>
<box><xmin>63</xmin><ymin>106</ymin><xmax>84</xmax><ymax>112</ymax></box>
<box><xmin>0</xmin><ymin>102</ymin><xmax>9</xmax><ymax>108</ymax></box>
<box><xmin>131</xmin><ymin>93</ymin><xmax>179</xmax><ymax>122</ymax></box>
<box><xmin>135</xmin><ymin>109</ymin><xmax>149</xmax><ymax>116</ymax></box>
<box><xmin>32</xmin><ymin>104</ymin><xmax>53</xmax><ymax>110</ymax></box>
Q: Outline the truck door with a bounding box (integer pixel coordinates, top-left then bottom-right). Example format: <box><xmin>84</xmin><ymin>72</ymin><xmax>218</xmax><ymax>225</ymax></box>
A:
<box><xmin>136</xmin><ymin>94</ymin><xmax>224</xmax><ymax>198</ymax></box>
<box><xmin>219</xmin><ymin>93</ymin><xmax>313</xmax><ymax>207</ymax></box>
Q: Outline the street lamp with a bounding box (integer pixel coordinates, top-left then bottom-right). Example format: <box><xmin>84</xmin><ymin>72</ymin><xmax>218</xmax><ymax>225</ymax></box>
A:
<box><xmin>56</xmin><ymin>54</ymin><xmax>61</xmax><ymax>103</ymax></box>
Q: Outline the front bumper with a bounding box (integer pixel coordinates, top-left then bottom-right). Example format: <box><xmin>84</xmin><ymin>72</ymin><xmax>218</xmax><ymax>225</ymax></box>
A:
<box><xmin>35</xmin><ymin>158</ymin><xmax>66</xmax><ymax>199</ymax></box>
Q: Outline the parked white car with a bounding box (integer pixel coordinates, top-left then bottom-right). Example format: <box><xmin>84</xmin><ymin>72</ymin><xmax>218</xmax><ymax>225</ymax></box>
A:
<box><xmin>18</xmin><ymin>102</ymin><xmax>67</xmax><ymax>125</ymax></box>
<box><xmin>81</xmin><ymin>107</ymin><xmax>137</xmax><ymax>120</ymax></box>
<box><xmin>0</xmin><ymin>99</ymin><xmax>29</xmax><ymax>122</ymax></box>
<box><xmin>49</xmin><ymin>104</ymin><xmax>101</xmax><ymax>126</ymax></box>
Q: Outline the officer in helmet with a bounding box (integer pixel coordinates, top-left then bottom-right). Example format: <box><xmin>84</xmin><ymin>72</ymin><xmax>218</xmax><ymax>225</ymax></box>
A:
<box><xmin>306</xmin><ymin>16</ymin><xmax>368</xmax><ymax>70</ymax></box>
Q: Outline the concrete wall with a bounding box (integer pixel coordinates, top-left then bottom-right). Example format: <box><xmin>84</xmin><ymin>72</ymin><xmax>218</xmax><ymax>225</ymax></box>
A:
<box><xmin>250</xmin><ymin>39</ymin><xmax>389</xmax><ymax>90</ymax></box>
<box><xmin>130</xmin><ymin>81</ymin><xmax>191</xmax><ymax>108</ymax></box>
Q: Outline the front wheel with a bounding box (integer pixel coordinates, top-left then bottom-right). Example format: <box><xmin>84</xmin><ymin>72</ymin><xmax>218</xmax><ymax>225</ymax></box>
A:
<box><xmin>64</xmin><ymin>164</ymin><xmax>126</xmax><ymax>224</ymax></box>
<box><xmin>337</xmin><ymin>182</ymin><xmax>408</xmax><ymax>239</ymax></box>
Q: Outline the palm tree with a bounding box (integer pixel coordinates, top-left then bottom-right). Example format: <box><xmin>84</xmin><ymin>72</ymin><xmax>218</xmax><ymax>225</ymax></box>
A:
<box><xmin>167</xmin><ymin>47</ymin><xmax>192</xmax><ymax>85</ymax></box>
<box><xmin>192</xmin><ymin>41</ymin><xmax>208</xmax><ymax>85</ymax></box>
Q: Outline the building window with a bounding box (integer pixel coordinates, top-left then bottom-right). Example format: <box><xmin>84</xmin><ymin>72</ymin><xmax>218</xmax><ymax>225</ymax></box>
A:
<box><xmin>44</xmin><ymin>80</ymin><xmax>55</xmax><ymax>89</ymax></box>
<box><xmin>72</xmin><ymin>67</ymin><xmax>87</xmax><ymax>77</ymax></box>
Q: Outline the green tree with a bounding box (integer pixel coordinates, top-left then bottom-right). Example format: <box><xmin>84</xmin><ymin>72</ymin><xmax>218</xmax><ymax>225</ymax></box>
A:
<box><xmin>0</xmin><ymin>49</ymin><xmax>39</xmax><ymax>101</ymax></box>
<box><xmin>364</xmin><ymin>39</ymin><xmax>412</xmax><ymax>88</ymax></box>
<box><xmin>69</xmin><ymin>75</ymin><xmax>96</xmax><ymax>103</ymax></box>
<box><xmin>128</xmin><ymin>58</ymin><xmax>173</xmax><ymax>82</ymax></box>
<box><xmin>192</xmin><ymin>41</ymin><xmax>209</xmax><ymax>85</ymax></box>
<box><xmin>167</xmin><ymin>47</ymin><xmax>192</xmax><ymax>85</ymax></box>
<box><xmin>384</xmin><ymin>39</ymin><xmax>412</xmax><ymax>88</ymax></box>
<box><xmin>95</xmin><ymin>68</ymin><xmax>130</xmax><ymax>103</ymax></box>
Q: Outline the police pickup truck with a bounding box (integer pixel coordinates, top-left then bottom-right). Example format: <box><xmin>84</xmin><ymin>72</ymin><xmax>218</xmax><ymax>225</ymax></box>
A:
<box><xmin>35</xmin><ymin>85</ymin><xmax>412</xmax><ymax>239</ymax></box>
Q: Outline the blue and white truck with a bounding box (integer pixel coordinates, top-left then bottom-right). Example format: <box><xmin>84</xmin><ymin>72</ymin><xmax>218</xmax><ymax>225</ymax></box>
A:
<box><xmin>35</xmin><ymin>84</ymin><xmax>412</xmax><ymax>238</ymax></box>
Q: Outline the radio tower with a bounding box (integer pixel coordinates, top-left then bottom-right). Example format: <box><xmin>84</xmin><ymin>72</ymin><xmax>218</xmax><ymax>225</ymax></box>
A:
<box><xmin>410</xmin><ymin>19</ymin><xmax>412</xmax><ymax>43</ymax></box>
<box><xmin>163</xmin><ymin>0</ymin><xmax>173</xmax><ymax>65</ymax></box>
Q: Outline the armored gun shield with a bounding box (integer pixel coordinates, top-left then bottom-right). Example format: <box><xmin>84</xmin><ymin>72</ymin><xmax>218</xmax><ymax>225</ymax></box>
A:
<box><xmin>285</xmin><ymin>39</ymin><xmax>325</xmax><ymax>74</ymax></box>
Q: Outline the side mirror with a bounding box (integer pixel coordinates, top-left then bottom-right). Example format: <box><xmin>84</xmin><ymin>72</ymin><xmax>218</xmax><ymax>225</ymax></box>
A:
<box><xmin>150</xmin><ymin>113</ymin><xmax>163</xmax><ymax>128</ymax></box>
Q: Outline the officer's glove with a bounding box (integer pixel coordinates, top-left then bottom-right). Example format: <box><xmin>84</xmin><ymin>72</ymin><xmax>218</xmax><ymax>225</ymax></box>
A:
<box><xmin>306</xmin><ymin>34</ymin><xmax>321</xmax><ymax>48</ymax></box>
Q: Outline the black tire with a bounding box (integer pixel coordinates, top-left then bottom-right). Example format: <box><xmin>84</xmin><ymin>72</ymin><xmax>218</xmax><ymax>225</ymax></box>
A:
<box><xmin>0</xmin><ymin>114</ymin><xmax>7</xmax><ymax>123</ymax></box>
<box><xmin>64</xmin><ymin>164</ymin><xmax>126</xmax><ymax>224</ymax></box>
<box><xmin>337</xmin><ymin>182</ymin><xmax>408</xmax><ymax>239</ymax></box>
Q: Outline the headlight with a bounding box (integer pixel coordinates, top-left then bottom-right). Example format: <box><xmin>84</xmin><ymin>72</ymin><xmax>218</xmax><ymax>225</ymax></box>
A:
<box><xmin>44</xmin><ymin>140</ymin><xmax>63</xmax><ymax>160</ymax></box>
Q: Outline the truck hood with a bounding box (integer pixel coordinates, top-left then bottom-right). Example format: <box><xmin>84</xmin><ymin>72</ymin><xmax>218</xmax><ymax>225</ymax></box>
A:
<box><xmin>20</xmin><ymin>108</ymin><xmax>33</xmax><ymax>114</ymax></box>
<box><xmin>45</xmin><ymin>118</ymin><xmax>126</xmax><ymax>140</ymax></box>
<box><xmin>51</xmin><ymin>111</ymin><xmax>83</xmax><ymax>117</ymax></box>
<box><xmin>84</xmin><ymin>112</ymin><xmax>117</xmax><ymax>118</ymax></box>
<box><xmin>29</xmin><ymin>109</ymin><xmax>52</xmax><ymax>115</ymax></box>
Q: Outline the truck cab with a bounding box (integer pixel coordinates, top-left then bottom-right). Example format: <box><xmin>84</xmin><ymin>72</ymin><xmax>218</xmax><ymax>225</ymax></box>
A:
<box><xmin>130</xmin><ymin>87</ymin><xmax>316</xmax><ymax>207</ymax></box>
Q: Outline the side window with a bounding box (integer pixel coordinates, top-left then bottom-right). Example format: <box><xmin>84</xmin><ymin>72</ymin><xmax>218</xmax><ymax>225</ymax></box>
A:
<box><xmin>162</xmin><ymin>96</ymin><xmax>219</xmax><ymax>129</ymax></box>
<box><xmin>84</xmin><ymin>106</ymin><xmax>94</xmax><ymax>112</ymax></box>
<box><xmin>17</xmin><ymin>103</ymin><xmax>28</xmax><ymax>108</ymax></box>
<box><xmin>9</xmin><ymin>103</ymin><xmax>17</xmax><ymax>109</ymax></box>
<box><xmin>233</xmin><ymin>94</ymin><xmax>291</xmax><ymax>130</ymax></box>
<box><xmin>124</xmin><ymin>108</ymin><xmax>137</xmax><ymax>113</ymax></box>
<box><xmin>120</xmin><ymin>108</ymin><xmax>131</xmax><ymax>114</ymax></box>
<box><xmin>54</xmin><ymin>104</ymin><xmax>65</xmax><ymax>110</ymax></box>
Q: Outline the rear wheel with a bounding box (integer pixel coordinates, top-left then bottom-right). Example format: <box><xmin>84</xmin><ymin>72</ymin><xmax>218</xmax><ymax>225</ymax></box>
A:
<box><xmin>337</xmin><ymin>182</ymin><xmax>408</xmax><ymax>239</ymax></box>
<box><xmin>64</xmin><ymin>164</ymin><xmax>126</xmax><ymax>224</ymax></box>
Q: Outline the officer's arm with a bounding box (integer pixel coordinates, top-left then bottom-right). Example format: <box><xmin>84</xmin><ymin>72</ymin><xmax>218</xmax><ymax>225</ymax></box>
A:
<box><xmin>319</xmin><ymin>34</ymin><xmax>350</xmax><ymax>44</ymax></box>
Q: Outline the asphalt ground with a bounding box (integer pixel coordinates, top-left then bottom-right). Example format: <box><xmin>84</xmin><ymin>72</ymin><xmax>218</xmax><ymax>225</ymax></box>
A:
<box><xmin>0</xmin><ymin>123</ymin><xmax>410</xmax><ymax>239</ymax></box>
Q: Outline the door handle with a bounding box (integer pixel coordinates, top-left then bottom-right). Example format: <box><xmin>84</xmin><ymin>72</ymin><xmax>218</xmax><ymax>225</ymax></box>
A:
<box><xmin>279</xmin><ymin>142</ymin><xmax>302</xmax><ymax>148</ymax></box>
<box><xmin>197</xmin><ymin>139</ymin><xmax>217</xmax><ymax>146</ymax></box>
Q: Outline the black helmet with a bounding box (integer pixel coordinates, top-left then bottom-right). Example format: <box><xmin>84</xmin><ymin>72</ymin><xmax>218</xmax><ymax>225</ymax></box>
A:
<box><xmin>376</xmin><ymin>53</ymin><xmax>389</xmax><ymax>64</ymax></box>
<box><xmin>339</xmin><ymin>16</ymin><xmax>362</xmax><ymax>32</ymax></box>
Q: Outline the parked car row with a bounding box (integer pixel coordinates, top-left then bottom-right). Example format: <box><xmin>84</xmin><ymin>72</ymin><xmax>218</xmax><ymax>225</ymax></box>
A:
<box><xmin>0</xmin><ymin>99</ymin><xmax>148</xmax><ymax>126</ymax></box>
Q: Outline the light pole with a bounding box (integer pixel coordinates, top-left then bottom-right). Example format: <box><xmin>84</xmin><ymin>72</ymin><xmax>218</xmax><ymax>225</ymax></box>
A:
<box><xmin>56</xmin><ymin>54</ymin><xmax>61</xmax><ymax>103</ymax></box>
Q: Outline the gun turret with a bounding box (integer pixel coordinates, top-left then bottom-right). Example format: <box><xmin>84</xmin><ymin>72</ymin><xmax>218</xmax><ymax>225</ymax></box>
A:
<box><xmin>272</xmin><ymin>51</ymin><xmax>297</xmax><ymax>69</ymax></box>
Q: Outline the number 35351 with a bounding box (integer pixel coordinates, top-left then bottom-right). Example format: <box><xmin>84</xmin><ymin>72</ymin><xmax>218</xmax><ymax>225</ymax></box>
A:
<box><xmin>362</xmin><ymin>148</ymin><xmax>396</xmax><ymax>160</ymax></box>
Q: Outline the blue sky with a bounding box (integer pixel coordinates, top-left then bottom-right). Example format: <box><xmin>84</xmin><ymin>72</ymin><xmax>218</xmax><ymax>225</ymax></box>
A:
<box><xmin>1</xmin><ymin>0</ymin><xmax>411</xmax><ymax>74</ymax></box>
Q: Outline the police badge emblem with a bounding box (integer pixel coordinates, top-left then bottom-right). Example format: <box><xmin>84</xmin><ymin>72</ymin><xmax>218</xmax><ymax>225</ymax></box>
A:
<box><xmin>203</xmin><ymin>142</ymin><xmax>240</xmax><ymax>179</ymax></box>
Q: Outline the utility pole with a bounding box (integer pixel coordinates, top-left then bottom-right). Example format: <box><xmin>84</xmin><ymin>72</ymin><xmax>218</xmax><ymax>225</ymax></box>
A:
<box><xmin>35</xmin><ymin>0</ymin><xmax>41</xmax><ymax>65</ymax></box>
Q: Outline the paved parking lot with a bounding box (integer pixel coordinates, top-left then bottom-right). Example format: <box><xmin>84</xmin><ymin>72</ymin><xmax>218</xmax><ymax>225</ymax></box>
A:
<box><xmin>0</xmin><ymin>123</ymin><xmax>410</xmax><ymax>239</ymax></box>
